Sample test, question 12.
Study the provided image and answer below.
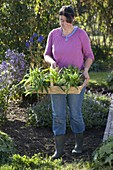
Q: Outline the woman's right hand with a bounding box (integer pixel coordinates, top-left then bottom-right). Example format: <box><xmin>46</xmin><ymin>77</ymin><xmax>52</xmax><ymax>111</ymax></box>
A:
<box><xmin>44</xmin><ymin>55</ymin><xmax>57</xmax><ymax>69</ymax></box>
<box><xmin>51</xmin><ymin>60</ymin><xmax>57</xmax><ymax>69</ymax></box>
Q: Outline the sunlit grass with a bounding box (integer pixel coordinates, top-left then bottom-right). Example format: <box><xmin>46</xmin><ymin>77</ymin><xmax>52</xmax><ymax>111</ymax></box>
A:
<box><xmin>89</xmin><ymin>71</ymin><xmax>109</xmax><ymax>87</ymax></box>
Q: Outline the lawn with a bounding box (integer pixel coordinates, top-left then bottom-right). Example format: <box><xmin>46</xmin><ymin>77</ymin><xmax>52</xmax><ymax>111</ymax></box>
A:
<box><xmin>89</xmin><ymin>71</ymin><xmax>109</xmax><ymax>88</ymax></box>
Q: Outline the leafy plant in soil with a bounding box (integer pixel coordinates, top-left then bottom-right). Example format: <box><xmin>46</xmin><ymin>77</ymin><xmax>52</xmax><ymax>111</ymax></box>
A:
<box><xmin>107</xmin><ymin>71</ymin><xmax>113</xmax><ymax>90</ymax></box>
<box><xmin>92</xmin><ymin>136</ymin><xmax>113</xmax><ymax>169</ymax></box>
<box><xmin>0</xmin><ymin>131</ymin><xmax>15</xmax><ymax>165</ymax></box>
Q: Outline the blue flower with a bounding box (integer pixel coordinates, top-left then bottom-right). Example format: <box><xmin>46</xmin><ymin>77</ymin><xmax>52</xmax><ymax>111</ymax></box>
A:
<box><xmin>37</xmin><ymin>35</ymin><xmax>44</xmax><ymax>43</ymax></box>
<box><xmin>32</xmin><ymin>33</ymin><xmax>38</xmax><ymax>38</ymax></box>
<box><xmin>26</xmin><ymin>41</ymin><xmax>30</xmax><ymax>48</ymax></box>
<box><xmin>1</xmin><ymin>61</ymin><xmax>8</xmax><ymax>69</ymax></box>
<box><xmin>29</xmin><ymin>37</ymin><xmax>33</xmax><ymax>43</ymax></box>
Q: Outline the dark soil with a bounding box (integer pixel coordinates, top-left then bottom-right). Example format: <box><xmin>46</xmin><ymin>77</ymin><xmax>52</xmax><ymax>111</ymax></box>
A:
<box><xmin>0</xmin><ymin>96</ymin><xmax>105</xmax><ymax>163</ymax></box>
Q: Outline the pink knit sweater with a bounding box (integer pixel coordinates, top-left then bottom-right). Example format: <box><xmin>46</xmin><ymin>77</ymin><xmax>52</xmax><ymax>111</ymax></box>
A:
<box><xmin>44</xmin><ymin>27</ymin><xmax>94</xmax><ymax>69</ymax></box>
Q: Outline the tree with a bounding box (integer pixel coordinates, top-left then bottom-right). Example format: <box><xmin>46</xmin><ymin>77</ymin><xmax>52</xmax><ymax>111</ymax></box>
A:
<box><xmin>0</xmin><ymin>0</ymin><xmax>113</xmax><ymax>63</ymax></box>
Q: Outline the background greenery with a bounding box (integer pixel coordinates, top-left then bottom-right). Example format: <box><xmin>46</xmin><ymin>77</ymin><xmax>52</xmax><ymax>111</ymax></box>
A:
<box><xmin>0</xmin><ymin>0</ymin><xmax>113</xmax><ymax>69</ymax></box>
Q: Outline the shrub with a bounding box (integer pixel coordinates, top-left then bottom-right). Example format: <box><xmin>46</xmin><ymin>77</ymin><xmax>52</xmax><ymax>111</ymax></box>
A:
<box><xmin>3</xmin><ymin>49</ymin><xmax>27</xmax><ymax>84</ymax></box>
<box><xmin>106</xmin><ymin>71</ymin><xmax>113</xmax><ymax>90</ymax></box>
<box><xmin>26</xmin><ymin>92</ymin><xmax>111</xmax><ymax>128</ymax></box>
<box><xmin>11</xmin><ymin>153</ymin><xmax>62</xmax><ymax>170</ymax></box>
<box><xmin>92</xmin><ymin>136</ymin><xmax>113</xmax><ymax>169</ymax></box>
<box><xmin>0</xmin><ymin>49</ymin><xmax>28</xmax><ymax>117</ymax></box>
<box><xmin>0</xmin><ymin>131</ymin><xmax>15</xmax><ymax>165</ymax></box>
<box><xmin>82</xmin><ymin>91</ymin><xmax>111</xmax><ymax>128</ymax></box>
<box><xmin>27</xmin><ymin>95</ymin><xmax>52</xmax><ymax>127</ymax></box>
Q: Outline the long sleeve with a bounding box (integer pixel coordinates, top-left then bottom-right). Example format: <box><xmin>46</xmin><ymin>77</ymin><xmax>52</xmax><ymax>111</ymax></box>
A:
<box><xmin>79</xmin><ymin>30</ymin><xmax>94</xmax><ymax>61</ymax></box>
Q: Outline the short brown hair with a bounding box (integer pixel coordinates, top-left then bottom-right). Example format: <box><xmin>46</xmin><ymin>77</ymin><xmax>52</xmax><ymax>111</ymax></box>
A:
<box><xmin>59</xmin><ymin>5</ymin><xmax>75</xmax><ymax>23</ymax></box>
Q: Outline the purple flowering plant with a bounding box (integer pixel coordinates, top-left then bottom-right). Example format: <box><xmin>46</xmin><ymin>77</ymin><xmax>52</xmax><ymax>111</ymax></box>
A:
<box><xmin>26</xmin><ymin>33</ymin><xmax>44</xmax><ymax>68</ymax></box>
<box><xmin>1</xmin><ymin>49</ymin><xmax>27</xmax><ymax>85</ymax></box>
<box><xmin>0</xmin><ymin>49</ymin><xmax>28</xmax><ymax>114</ymax></box>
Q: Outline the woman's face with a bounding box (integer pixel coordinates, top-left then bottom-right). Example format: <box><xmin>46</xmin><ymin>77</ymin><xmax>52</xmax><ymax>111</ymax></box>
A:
<box><xmin>59</xmin><ymin>15</ymin><xmax>71</xmax><ymax>29</ymax></box>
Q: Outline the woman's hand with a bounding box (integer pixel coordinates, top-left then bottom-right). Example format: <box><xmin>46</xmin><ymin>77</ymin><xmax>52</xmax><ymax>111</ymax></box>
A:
<box><xmin>83</xmin><ymin>68</ymin><xmax>90</xmax><ymax>86</ymax></box>
<box><xmin>44</xmin><ymin>55</ymin><xmax>57</xmax><ymax>69</ymax></box>
<box><xmin>51</xmin><ymin>60</ymin><xmax>57</xmax><ymax>69</ymax></box>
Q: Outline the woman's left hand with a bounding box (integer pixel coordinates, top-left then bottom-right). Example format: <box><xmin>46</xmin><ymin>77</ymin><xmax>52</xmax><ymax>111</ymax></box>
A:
<box><xmin>83</xmin><ymin>70</ymin><xmax>90</xmax><ymax>86</ymax></box>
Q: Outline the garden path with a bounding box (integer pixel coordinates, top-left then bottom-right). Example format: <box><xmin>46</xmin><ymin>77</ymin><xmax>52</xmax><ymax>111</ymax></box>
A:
<box><xmin>103</xmin><ymin>94</ymin><xmax>113</xmax><ymax>141</ymax></box>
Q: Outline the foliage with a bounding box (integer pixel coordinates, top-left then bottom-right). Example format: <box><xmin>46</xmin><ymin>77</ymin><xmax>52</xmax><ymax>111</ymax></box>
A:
<box><xmin>0</xmin><ymin>154</ymin><xmax>92</xmax><ymax>170</ymax></box>
<box><xmin>0</xmin><ymin>0</ymin><xmax>37</xmax><ymax>58</ymax></box>
<box><xmin>0</xmin><ymin>89</ymin><xmax>8</xmax><ymax>124</ymax></box>
<box><xmin>82</xmin><ymin>92</ymin><xmax>111</xmax><ymax>128</ymax></box>
<box><xmin>11</xmin><ymin>153</ymin><xmax>62</xmax><ymax>170</ymax></box>
<box><xmin>0</xmin><ymin>131</ymin><xmax>15</xmax><ymax>165</ymax></box>
<box><xmin>27</xmin><ymin>96</ymin><xmax>52</xmax><ymax>127</ymax></box>
<box><xmin>62</xmin><ymin>161</ymin><xmax>92</xmax><ymax>170</ymax></box>
<box><xmin>0</xmin><ymin>154</ymin><xmax>112</xmax><ymax>170</ymax></box>
<box><xmin>0</xmin><ymin>49</ymin><xmax>27</xmax><ymax>117</ymax></box>
<box><xmin>20</xmin><ymin>66</ymin><xmax>83</xmax><ymax>96</ymax></box>
<box><xmin>106</xmin><ymin>71</ymin><xmax>113</xmax><ymax>90</ymax></box>
<box><xmin>2</xmin><ymin>49</ymin><xmax>27</xmax><ymax>84</ymax></box>
<box><xmin>26</xmin><ymin>92</ymin><xmax>111</xmax><ymax>128</ymax></box>
<box><xmin>0</xmin><ymin>0</ymin><xmax>113</xmax><ymax>66</ymax></box>
<box><xmin>91</xmin><ymin>56</ymin><xmax>113</xmax><ymax>72</ymax></box>
<box><xmin>26</xmin><ymin>33</ymin><xmax>44</xmax><ymax>68</ymax></box>
<box><xmin>20</xmin><ymin>67</ymin><xmax>50</xmax><ymax>96</ymax></box>
<box><xmin>92</xmin><ymin>136</ymin><xmax>113</xmax><ymax>169</ymax></box>
<box><xmin>50</xmin><ymin>66</ymin><xmax>84</xmax><ymax>93</ymax></box>
<box><xmin>91</xmin><ymin>60</ymin><xmax>109</xmax><ymax>72</ymax></box>
<box><xmin>92</xmin><ymin>45</ymin><xmax>113</xmax><ymax>64</ymax></box>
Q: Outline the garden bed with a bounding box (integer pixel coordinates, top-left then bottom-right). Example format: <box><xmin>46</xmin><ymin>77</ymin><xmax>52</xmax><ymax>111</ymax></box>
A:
<box><xmin>0</xmin><ymin>99</ymin><xmax>105</xmax><ymax>163</ymax></box>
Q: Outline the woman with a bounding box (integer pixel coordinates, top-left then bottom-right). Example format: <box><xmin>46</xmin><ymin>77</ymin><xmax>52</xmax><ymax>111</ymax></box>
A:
<box><xmin>44</xmin><ymin>5</ymin><xmax>94</xmax><ymax>159</ymax></box>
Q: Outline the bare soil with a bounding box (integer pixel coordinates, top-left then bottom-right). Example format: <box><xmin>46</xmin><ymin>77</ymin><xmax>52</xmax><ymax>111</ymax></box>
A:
<box><xmin>0</xmin><ymin>96</ymin><xmax>105</xmax><ymax>163</ymax></box>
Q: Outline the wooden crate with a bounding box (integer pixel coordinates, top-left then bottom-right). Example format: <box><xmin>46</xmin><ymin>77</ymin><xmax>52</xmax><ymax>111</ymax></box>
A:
<box><xmin>25</xmin><ymin>81</ymin><xmax>85</xmax><ymax>94</ymax></box>
<box><xmin>38</xmin><ymin>85</ymin><xmax>84</xmax><ymax>94</ymax></box>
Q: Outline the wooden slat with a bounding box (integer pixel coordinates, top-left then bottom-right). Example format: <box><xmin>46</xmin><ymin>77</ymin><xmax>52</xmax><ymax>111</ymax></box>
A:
<box><xmin>38</xmin><ymin>85</ymin><xmax>84</xmax><ymax>94</ymax></box>
<box><xmin>25</xmin><ymin>84</ymin><xmax>85</xmax><ymax>94</ymax></box>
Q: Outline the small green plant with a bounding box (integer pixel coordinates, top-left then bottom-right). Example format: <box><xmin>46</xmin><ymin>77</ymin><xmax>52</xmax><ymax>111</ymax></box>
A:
<box><xmin>20</xmin><ymin>65</ymin><xmax>84</xmax><ymax>96</ymax></box>
<box><xmin>27</xmin><ymin>96</ymin><xmax>52</xmax><ymax>127</ymax></box>
<box><xmin>92</xmin><ymin>136</ymin><xmax>113</xmax><ymax>169</ymax></box>
<box><xmin>11</xmin><ymin>153</ymin><xmax>62</xmax><ymax>170</ymax></box>
<box><xmin>50</xmin><ymin>66</ymin><xmax>84</xmax><ymax>93</ymax></box>
<box><xmin>106</xmin><ymin>71</ymin><xmax>113</xmax><ymax>89</ymax></box>
<box><xmin>20</xmin><ymin>67</ymin><xmax>50</xmax><ymax>95</ymax></box>
<box><xmin>0</xmin><ymin>131</ymin><xmax>15</xmax><ymax>165</ymax></box>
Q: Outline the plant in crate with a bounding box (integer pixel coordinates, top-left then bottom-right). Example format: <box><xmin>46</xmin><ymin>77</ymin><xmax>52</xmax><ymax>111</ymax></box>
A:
<box><xmin>20</xmin><ymin>65</ymin><xmax>84</xmax><ymax>96</ymax></box>
<box><xmin>49</xmin><ymin>66</ymin><xmax>84</xmax><ymax>93</ymax></box>
<box><xmin>20</xmin><ymin>67</ymin><xmax>50</xmax><ymax>96</ymax></box>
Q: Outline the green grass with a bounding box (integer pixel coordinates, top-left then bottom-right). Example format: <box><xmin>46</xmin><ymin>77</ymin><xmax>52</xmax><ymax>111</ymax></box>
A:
<box><xmin>89</xmin><ymin>71</ymin><xmax>109</xmax><ymax>88</ymax></box>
